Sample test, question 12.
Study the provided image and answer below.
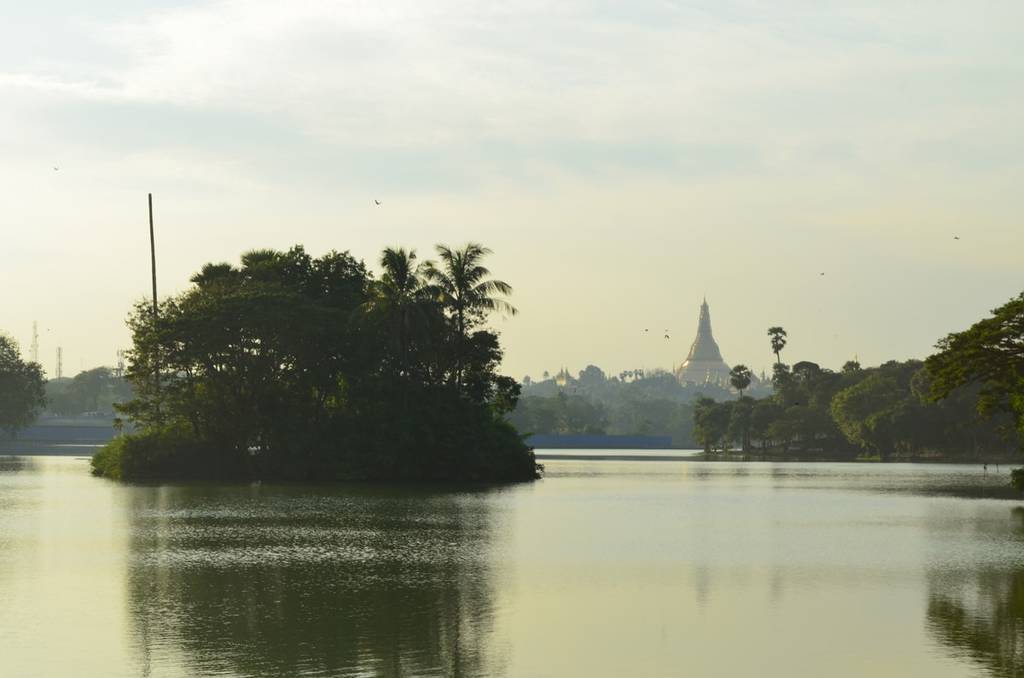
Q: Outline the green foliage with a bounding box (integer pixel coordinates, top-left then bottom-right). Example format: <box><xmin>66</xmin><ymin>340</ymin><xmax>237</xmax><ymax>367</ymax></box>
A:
<box><xmin>927</xmin><ymin>291</ymin><xmax>1024</xmax><ymax>484</ymax></box>
<box><xmin>1012</xmin><ymin>468</ymin><xmax>1023</xmax><ymax>492</ymax></box>
<box><xmin>45</xmin><ymin>367</ymin><xmax>133</xmax><ymax>416</ymax></box>
<box><xmin>0</xmin><ymin>335</ymin><xmax>46</xmax><ymax>436</ymax></box>
<box><xmin>510</xmin><ymin>367</ymin><xmax>723</xmax><ymax>447</ymax></box>
<box><xmin>96</xmin><ymin>243</ymin><xmax>537</xmax><ymax>483</ymax></box>
<box><xmin>422</xmin><ymin>243</ymin><xmax>517</xmax><ymax>390</ymax></box>
<box><xmin>767</xmin><ymin>326</ymin><xmax>787</xmax><ymax>364</ymax></box>
<box><xmin>727</xmin><ymin>396</ymin><xmax>754</xmax><ymax>453</ymax></box>
<box><xmin>694</xmin><ymin>396</ymin><xmax>731</xmax><ymax>453</ymax></box>
<box><xmin>91</xmin><ymin>424</ymin><xmax>216</xmax><ymax>481</ymax></box>
<box><xmin>831</xmin><ymin>375</ymin><xmax>904</xmax><ymax>459</ymax></box>
<box><xmin>508</xmin><ymin>392</ymin><xmax>609</xmax><ymax>435</ymax></box>
<box><xmin>729</xmin><ymin>364</ymin><xmax>752</xmax><ymax>396</ymax></box>
<box><xmin>694</xmin><ymin>356</ymin><xmax>1018</xmax><ymax>461</ymax></box>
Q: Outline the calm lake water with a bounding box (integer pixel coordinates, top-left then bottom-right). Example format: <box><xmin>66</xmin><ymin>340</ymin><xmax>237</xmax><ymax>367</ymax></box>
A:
<box><xmin>1</xmin><ymin>455</ymin><xmax>1022</xmax><ymax>678</ymax></box>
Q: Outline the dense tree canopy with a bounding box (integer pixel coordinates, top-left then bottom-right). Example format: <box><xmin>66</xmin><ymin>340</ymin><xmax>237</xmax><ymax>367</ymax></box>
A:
<box><xmin>45</xmin><ymin>368</ymin><xmax>134</xmax><ymax>416</ymax></box>
<box><xmin>93</xmin><ymin>244</ymin><xmax>537</xmax><ymax>483</ymax></box>
<box><xmin>927</xmin><ymin>292</ymin><xmax>1024</xmax><ymax>488</ymax></box>
<box><xmin>508</xmin><ymin>365</ymin><xmax>742</xmax><ymax>447</ymax></box>
<box><xmin>0</xmin><ymin>335</ymin><xmax>46</xmax><ymax>436</ymax></box>
<box><xmin>692</xmin><ymin>327</ymin><xmax>1019</xmax><ymax>462</ymax></box>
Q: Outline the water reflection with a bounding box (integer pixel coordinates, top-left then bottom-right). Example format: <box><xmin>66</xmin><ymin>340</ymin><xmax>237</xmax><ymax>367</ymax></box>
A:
<box><xmin>927</xmin><ymin>509</ymin><xmax>1024</xmax><ymax>678</ymax></box>
<box><xmin>124</xmin><ymin>485</ymin><xmax>504</xmax><ymax>677</ymax></box>
<box><xmin>928</xmin><ymin>567</ymin><xmax>1024</xmax><ymax>678</ymax></box>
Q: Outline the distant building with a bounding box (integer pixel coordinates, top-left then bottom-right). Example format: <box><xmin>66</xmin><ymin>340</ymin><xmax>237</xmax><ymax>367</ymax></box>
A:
<box><xmin>675</xmin><ymin>298</ymin><xmax>732</xmax><ymax>387</ymax></box>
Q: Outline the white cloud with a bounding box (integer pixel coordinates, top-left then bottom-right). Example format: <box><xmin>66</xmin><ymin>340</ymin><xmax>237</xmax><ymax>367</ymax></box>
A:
<box><xmin>1</xmin><ymin>1</ymin><xmax>1022</xmax><ymax>376</ymax></box>
<box><xmin>9</xmin><ymin>0</ymin><xmax>1016</xmax><ymax>150</ymax></box>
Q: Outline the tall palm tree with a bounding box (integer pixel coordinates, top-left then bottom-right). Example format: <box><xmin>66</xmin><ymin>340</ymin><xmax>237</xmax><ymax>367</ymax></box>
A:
<box><xmin>422</xmin><ymin>243</ymin><xmax>517</xmax><ymax>385</ymax></box>
<box><xmin>767</xmin><ymin>326</ymin><xmax>787</xmax><ymax>366</ymax></box>
<box><xmin>363</xmin><ymin>247</ymin><xmax>431</xmax><ymax>376</ymax></box>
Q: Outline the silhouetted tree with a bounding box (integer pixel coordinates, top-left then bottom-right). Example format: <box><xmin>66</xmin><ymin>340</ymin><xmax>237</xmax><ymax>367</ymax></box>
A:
<box><xmin>0</xmin><ymin>335</ymin><xmax>46</xmax><ymax>436</ymax></box>
<box><xmin>423</xmin><ymin>243</ymin><xmax>516</xmax><ymax>389</ymax></box>
<box><xmin>93</xmin><ymin>244</ymin><xmax>537</xmax><ymax>483</ymax></box>
<box><xmin>729</xmin><ymin>364</ymin><xmax>752</xmax><ymax>397</ymax></box>
<box><xmin>767</xmin><ymin>326</ymin><xmax>788</xmax><ymax>365</ymax></box>
<box><xmin>927</xmin><ymin>291</ymin><xmax>1024</xmax><ymax>488</ymax></box>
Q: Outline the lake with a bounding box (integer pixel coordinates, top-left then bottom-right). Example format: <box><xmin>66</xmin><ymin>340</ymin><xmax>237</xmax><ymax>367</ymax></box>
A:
<box><xmin>1</xmin><ymin>455</ymin><xmax>1022</xmax><ymax>677</ymax></box>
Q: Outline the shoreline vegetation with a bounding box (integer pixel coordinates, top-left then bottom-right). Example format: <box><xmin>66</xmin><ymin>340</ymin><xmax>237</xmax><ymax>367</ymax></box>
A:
<box><xmin>91</xmin><ymin>243</ymin><xmax>540</xmax><ymax>483</ymax></box>
<box><xmin>509</xmin><ymin>292</ymin><xmax>1024</xmax><ymax>490</ymax></box>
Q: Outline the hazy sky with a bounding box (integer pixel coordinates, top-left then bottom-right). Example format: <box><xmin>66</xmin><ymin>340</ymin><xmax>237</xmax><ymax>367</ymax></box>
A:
<box><xmin>2</xmin><ymin>1</ymin><xmax>1022</xmax><ymax>380</ymax></box>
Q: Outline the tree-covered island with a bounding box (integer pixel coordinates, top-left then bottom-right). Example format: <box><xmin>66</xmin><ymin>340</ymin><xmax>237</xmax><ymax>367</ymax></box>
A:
<box><xmin>91</xmin><ymin>243</ymin><xmax>540</xmax><ymax>483</ymax></box>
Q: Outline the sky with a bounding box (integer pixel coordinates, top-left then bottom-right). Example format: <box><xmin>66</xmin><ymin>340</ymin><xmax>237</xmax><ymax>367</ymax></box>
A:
<box><xmin>1</xmin><ymin>1</ymin><xmax>1022</xmax><ymax>381</ymax></box>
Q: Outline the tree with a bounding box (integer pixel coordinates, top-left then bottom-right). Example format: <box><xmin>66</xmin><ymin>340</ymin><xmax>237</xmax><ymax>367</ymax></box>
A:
<box><xmin>0</xmin><ymin>335</ymin><xmax>46</xmax><ymax>436</ymax></box>
<box><xmin>423</xmin><ymin>243</ymin><xmax>517</xmax><ymax>387</ymax></box>
<box><xmin>831</xmin><ymin>374</ymin><xmax>906</xmax><ymax>460</ymax></box>
<box><xmin>694</xmin><ymin>397</ymin><xmax>731</xmax><ymax>454</ymax></box>
<box><xmin>362</xmin><ymin>247</ymin><xmax>435</xmax><ymax>379</ymax></box>
<box><xmin>727</xmin><ymin>396</ymin><xmax>754</xmax><ymax>453</ymax></box>
<box><xmin>767</xmin><ymin>326</ymin><xmax>788</xmax><ymax>365</ymax></box>
<box><xmin>729</xmin><ymin>364</ymin><xmax>752</xmax><ymax>397</ymax></box>
<box><xmin>577</xmin><ymin>365</ymin><xmax>607</xmax><ymax>389</ymax></box>
<box><xmin>750</xmin><ymin>399</ymin><xmax>784</xmax><ymax>455</ymax></box>
<box><xmin>927</xmin><ymin>291</ymin><xmax>1024</xmax><ymax>488</ymax></box>
<box><xmin>95</xmin><ymin>244</ymin><xmax>538</xmax><ymax>483</ymax></box>
<box><xmin>771</xmin><ymin>363</ymin><xmax>792</xmax><ymax>391</ymax></box>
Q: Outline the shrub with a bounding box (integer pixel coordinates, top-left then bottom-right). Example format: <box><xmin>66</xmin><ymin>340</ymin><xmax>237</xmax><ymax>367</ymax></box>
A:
<box><xmin>91</xmin><ymin>424</ymin><xmax>232</xmax><ymax>481</ymax></box>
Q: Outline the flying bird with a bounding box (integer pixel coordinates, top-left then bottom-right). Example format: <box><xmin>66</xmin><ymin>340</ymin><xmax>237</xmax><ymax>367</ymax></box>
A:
<box><xmin>820</xmin><ymin>272</ymin><xmax>825</xmax><ymax>276</ymax></box>
<box><xmin>53</xmin><ymin>167</ymin><xmax>59</xmax><ymax>171</ymax></box>
<box><xmin>953</xmin><ymin>236</ymin><xmax>960</xmax><ymax>240</ymax></box>
<box><xmin>374</xmin><ymin>199</ymin><xmax>381</xmax><ymax>206</ymax></box>
<box><xmin>664</xmin><ymin>334</ymin><xmax>670</xmax><ymax>339</ymax></box>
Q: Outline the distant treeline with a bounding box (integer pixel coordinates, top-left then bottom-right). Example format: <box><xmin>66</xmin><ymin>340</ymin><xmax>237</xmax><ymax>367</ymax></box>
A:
<box><xmin>44</xmin><ymin>368</ymin><xmax>134</xmax><ymax>417</ymax></box>
<box><xmin>696</xmin><ymin>295</ymin><xmax>1024</xmax><ymax>473</ymax></box>
<box><xmin>509</xmin><ymin>366</ymin><xmax>766</xmax><ymax>447</ymax></box>
<box><xmin>510</xmin><ymin>291</ymin><xmax>1024</xmax><ymax>475</ymax></box>
<box><xmin>693</xmin><ymin>358</ymin><xmax>1018</xmax><ymax>461</ymax></box>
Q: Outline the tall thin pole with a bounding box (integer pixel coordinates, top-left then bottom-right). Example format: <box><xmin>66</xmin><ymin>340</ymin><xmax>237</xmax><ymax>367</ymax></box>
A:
<box><xmin>149</xmin><ymin>194</ymin><xmax>161</xmax><ymax>414</ymax></box>
<box><xmin>149</xmin><ymin>193</ymin><xmax>158</xmax><ymax>317</ymax></box>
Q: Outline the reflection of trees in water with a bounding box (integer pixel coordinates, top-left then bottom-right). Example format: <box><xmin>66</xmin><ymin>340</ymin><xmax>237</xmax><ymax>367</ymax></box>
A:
<box><xmin>927</xmin><ymin>511</ymin><xmax>1024</xmax><ymax>678</ymax></box>
<box><xmin>125</xmin><ymin>485</ymin><xmax>503</xmax><ymax>678</ymax></box>
<box><xmin>0</xmin><ymin>455</ymin><xmax>39</xmax><ymax>474</ymax></box>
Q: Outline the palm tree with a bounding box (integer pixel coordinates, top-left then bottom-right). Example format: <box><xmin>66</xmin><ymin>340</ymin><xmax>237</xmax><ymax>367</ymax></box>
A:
<box><xmin>729</xmin><ymin>364</ymin><xmax>752</xmax><ymax>397</ymax></box>
<box><xmin>363</xmin><ymin>247</ymin><xmax>431</xmax><ymax>376</ymax></box>
<box><xmin>767</xmin><ymin>326</ymin><xmax>788</xmax><ymax>365</ymax></box>
<box><xmin>422</xmin><ymin>243</ymin><xmax>517</xmax><ymax>386</ymax></box>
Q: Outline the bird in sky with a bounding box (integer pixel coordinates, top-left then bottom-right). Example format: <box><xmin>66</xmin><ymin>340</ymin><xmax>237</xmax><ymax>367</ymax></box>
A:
<box><xmin>644</xmin><ymin>328</ymin><xmax>649</xmax><ymax>332</ymax></box>
<box><xmin>53</xmin><ymin>167</ymin><xmax>59</xmax><ymax>171</ymax></box>
<box><xmin>820</xmin><ymin>272</ymin><xmax>825</xmax><ymax>276</ymax></box>
<box><xmin>664</xmin><ymin>334</ymin><xmax>670</xmax><ymax>339</ymax></box>
<box><xmin>953</xmin><ymin>236</ymin><xmax>960</xmax><ymax>240</ymax></box>
<box><xmin>374</xmin><ymin>199</ymin><xmax>381</xmax><ymax>206</ymax></box>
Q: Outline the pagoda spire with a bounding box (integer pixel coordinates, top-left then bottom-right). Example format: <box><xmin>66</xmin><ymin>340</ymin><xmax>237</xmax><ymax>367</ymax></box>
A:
<box><xmin>675</xmin><ymin>298</ymin><xmax>730</xmax><ymax>386</ymax></box>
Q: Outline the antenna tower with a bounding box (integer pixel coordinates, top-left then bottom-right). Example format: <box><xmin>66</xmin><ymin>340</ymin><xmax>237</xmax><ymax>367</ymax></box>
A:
<box><xmin>31</xmin><ymin>321</ymin><xmax>39</xmax><ymax>364</ymax></box>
